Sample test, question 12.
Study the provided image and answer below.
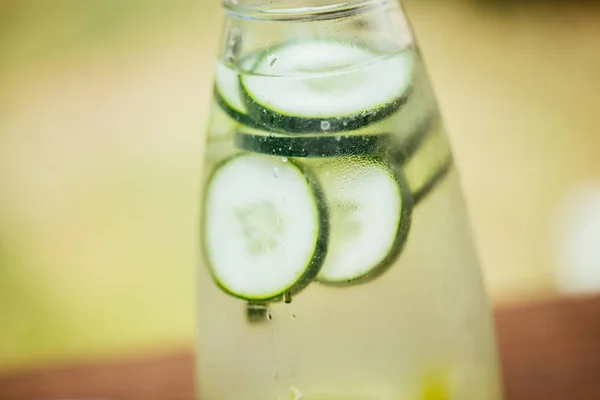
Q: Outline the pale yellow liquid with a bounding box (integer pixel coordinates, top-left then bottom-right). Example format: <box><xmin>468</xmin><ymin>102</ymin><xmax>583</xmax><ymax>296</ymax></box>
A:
<box><xmin>196</xmin><ymin>52</ymin><xmax>503</xmax><ymax>400</ymax></box>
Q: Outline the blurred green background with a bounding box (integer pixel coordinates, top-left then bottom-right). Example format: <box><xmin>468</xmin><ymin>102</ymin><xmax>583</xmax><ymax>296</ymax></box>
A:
<box><xmin>1</xmin><ymin>0</ymin><xmax>599</xmax><ymax>374</ymax></box>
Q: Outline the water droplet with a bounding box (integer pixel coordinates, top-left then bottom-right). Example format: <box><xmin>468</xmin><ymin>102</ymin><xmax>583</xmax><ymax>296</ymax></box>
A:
<box><xmin>343</xmin><ymin>121</ymin><xmax>348</xmax><ymax>127</ymax></box>
<box><xmin>281</xmin><ymin>157</ymin><xmax>288</xmax><ymax>163</ymax></box>
<box><xmin>268</xmin><ymin>55</ymin><xmax>278</xmax><ymax>66</ymax></box>
<box><xmin>273</xmin><ymin>167</ymin><xmax>280</xmax><ymax>178</ymax></box>
<box><xmin>284</xmin><ymin>291</ymin><xmax>292</xmax><ymax>304</ymax></box>
<box><xmin>269</xmin><ymin>133</ymin><xmax>275</xmax><ymax>138</ymax></box>
<box><xmin>320</xmin><ymin>120</ymin><xmax>331</xmax><ymax>131</ymax></box>
<box><xmin>289</xmin><ymin>312</ymin><xmax>296</xmax><ymax>319</ymax></box>
<box><xmin>335</xmin><ymin>136</ymin><xmax>341</xmax><ymax>141</ymax></box>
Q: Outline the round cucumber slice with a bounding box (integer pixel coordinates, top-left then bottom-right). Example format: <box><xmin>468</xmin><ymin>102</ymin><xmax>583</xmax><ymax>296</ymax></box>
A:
<box><xmin>314</xmin><ymin>156</ymin><xmax>412</xmax><ymax>285</ymax></box>
<box><xmin>202</xmin><ymin>153</ymin><xmax>328</xmax><ymax>301</ymax></box>
<box><xmin>240</xmin><ymin>41</ymin><xmax>415</xmax><ymax>133</ymax></box>
<box><xmin>214</xmin><ymin>55</ymin><xmax>264</xmax><ymax>129</ymax></box>
<box><xmin>235</xmin><ymin>130</ymin><xmax>390</xmax><ymax>158</ymax></box>
<box><xmin>402</xmin><ymin>116</ymin><xmax>453</xmax><ymax>205</ymax></box>
<box><xmin>386</xmin><ymin>54</ymin><xmax>439</xmax><ymax>152</ymax></box>
<box><xmin>413</xmin><ymin>157</ymin><xmax>453</xmax><ymax>205</ymax></box>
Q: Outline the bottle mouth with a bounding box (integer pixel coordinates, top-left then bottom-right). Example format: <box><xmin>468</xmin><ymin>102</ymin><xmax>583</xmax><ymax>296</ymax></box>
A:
<box><xmin>223</xmin><ymin>0</ymin><xmax>389</xmax><ymax>21</ymax></box>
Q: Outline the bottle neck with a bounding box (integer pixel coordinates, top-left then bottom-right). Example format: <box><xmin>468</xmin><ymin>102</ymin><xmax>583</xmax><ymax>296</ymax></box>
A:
<box><xmin>223</xmin><ymin>0</ymin><xmax>389</xmax><ymax>21</ymax></box>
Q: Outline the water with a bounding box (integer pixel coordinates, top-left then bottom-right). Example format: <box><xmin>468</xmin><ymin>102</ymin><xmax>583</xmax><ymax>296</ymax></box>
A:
<box><xmin>197</xmin><ymin>3</ymin><xmax>502</xmax><ymax>400</ymax></box>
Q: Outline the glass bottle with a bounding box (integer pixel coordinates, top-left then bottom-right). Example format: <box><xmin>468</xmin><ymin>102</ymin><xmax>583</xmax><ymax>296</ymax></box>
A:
<box><xmin>197</xmin><ymin>1</ymin><xmax>504</xmax><ymax>399</ymax></box>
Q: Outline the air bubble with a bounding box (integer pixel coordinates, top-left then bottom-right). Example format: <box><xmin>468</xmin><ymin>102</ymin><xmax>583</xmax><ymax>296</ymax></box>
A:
<box><xmin>320</xmin><ymin>120</ymin><xmax>331</xmax><ymax>131</ymax></box>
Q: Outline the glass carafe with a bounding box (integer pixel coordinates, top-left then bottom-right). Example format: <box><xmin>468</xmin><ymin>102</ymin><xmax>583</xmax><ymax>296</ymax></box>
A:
<box><xmin>196</xmin><ymin>1</ymin><xmax>503</xmax><ymax>399</ymax></box>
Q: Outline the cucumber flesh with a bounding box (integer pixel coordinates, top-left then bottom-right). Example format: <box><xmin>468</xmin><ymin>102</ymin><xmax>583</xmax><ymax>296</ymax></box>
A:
<box><xmin>413</xmin><ymin>157</ymin><xmax>453</xmax><ymax>205</ymax></box>
<box><xmin>314</xmin><ymin>156</ymin><xmax>412</xmax><ymax>284</ymax></box>
<box><xmin>214</xmin><ymin>55</ymin><xmax>261</xmax><ymax>128</ymax></box>
<box><xmin>386</xmin><ymin>55</ymin><xmax>439</xmax><ymax>155</ymax></box>
<box><xmin>202</xmin><ymin>153</ymin><xmax>328</xmax><ymax>301</ymax></box>
<box><xmin>402</xmin><ymin>116</ymin><xmax>453</xmax><ymax>204</ymax></box>
<box><xmin>241</xmin><ymin>42</ymin><xmax>415</xmax><ymax>133</ymax></box>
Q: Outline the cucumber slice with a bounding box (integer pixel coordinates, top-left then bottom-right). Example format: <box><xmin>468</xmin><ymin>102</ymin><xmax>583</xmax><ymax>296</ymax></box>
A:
<box><xmin>402</xmin><ymin>116</ymin><xmax>453</xmax><ymax>205</ymax></box>
<box><xmin>386</xmin><ymin>54</ymin><xmax>439</xmax><ymax>154</ymax></box>
<box><xmin>214</xmin><ymin>55</ymin><xmax>263</xmax><ymax>128</ymax></box>
<box><xmin>207</xmin><ymin>101</ymin><xmax>238</xmax><ymax>141</ymax></box>
<box><xmin>314</xmin><ymin>156</ymin><xmax>412</xmax><ymax>285</ymax></box>
<box><xmin>413</xmin><ymin>157</ymin><xmax>453</xmax><ymax>205</ymax></box>
<box><xmin>202</xmin><ymin>153</ymin><xmax>328</xmax><ymax>301</ymax></box>
<box><xmin>241</xmin><ymin>42</ymin><xmax>415</xmax><ymax>133</ymax></box>
<box><xmin>235</xmin><ymin>130</ymin><xmax>390</xmax><ymax>158</ymax></box>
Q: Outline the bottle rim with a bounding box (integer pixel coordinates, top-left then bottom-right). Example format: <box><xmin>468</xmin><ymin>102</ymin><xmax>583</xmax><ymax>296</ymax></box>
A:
<box><xmin>223</xmin><ymin>0</ymin><xmax>390</xmax><ymax>21</ymax></box>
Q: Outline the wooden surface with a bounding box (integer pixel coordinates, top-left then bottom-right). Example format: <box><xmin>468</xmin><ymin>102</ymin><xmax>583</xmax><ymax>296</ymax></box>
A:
<box><xmin>1</xmin><ymin>295</ymin><xmax>599</xmax><ymax>400</ymax></box>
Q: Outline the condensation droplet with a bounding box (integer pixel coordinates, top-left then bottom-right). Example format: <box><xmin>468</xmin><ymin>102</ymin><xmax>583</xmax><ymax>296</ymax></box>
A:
<box><xmin>273</xmin><ymin>167</ymin><xmax>280</xmax><ymax>178</ymax></box>
<box><xmin>320</xmin><ymin>120</ymin><xmax>331</xmax><ymax>131</ymax></box>
<box><xmin>281</xmin><ymin>157</ymin><xmax>288</xmax><ymax>163</ymax></box>
<box><xmin>335</xmin><ymin>136</ymin><xmax>341</xmax><ymax>141</ymax></box>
